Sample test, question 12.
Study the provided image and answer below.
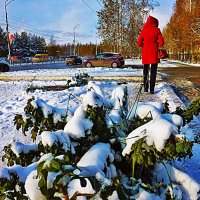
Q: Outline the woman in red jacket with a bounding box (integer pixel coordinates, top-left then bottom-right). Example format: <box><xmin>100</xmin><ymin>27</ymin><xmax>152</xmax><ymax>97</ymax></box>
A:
<box><xmin>137</xmin><ymin>16</ymin><xmax>164</xmax><ymax>94</ymax></box>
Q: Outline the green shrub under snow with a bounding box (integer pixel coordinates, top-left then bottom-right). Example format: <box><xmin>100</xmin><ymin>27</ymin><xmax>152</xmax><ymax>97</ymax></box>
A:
<box><xmin>0</xmin><ymin>82</ymin><xmax>199</xmax><ymax>200</ymax></box>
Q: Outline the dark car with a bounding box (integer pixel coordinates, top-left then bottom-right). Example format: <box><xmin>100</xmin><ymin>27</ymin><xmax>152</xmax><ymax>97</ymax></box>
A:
<box><xmin>66</xmin><ymin>55</ymin><xmax>82</xmax><ymax>65</ymax></box>
<box><xmin>83</xmin><ymin>52</ymin><xmax>124</xmax><ymax>68</ymax></box>
<box><xmin>0</xmin><ymin>59</ymin><xmax>10</xmax><ymax>72</ymax></box>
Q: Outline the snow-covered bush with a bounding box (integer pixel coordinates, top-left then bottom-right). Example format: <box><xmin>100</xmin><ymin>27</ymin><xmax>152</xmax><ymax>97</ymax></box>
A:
<box><xmin>68</xmin><ymin>72</ymin><xmax>92</xmax><ymax>87</ymax></box>
<box><xmin>14</xmin><ymin>97</ymin><xmax>71</xmax><ymax>141</ymax></box>
<box><xmin>175</xmin><ymin>97</ymin><xmax>200</xmax><ymax>124</ymax></box>
<box><xmin>2</xmin><ymin>141</ymin><xmax>40</xmax><ymax>167</ymax></box>
<box><xmin>0</xmin><ymin>81</ymin><xmax>199</xmax><ymax>200</ymax></box>
<box><xmin>121</xmin><ymin>100</ymin><xmax>196</xmax><ymax>198</ymax></box>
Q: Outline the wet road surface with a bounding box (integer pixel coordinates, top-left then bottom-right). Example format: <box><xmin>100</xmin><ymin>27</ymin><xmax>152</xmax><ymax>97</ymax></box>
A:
<box><xmin>158</xmin><ymin>60</ymin><xmax>200</xmax><ymax>104</ymax></box>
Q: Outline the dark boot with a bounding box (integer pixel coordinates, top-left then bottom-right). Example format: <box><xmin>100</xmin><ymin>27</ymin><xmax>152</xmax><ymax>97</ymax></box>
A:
<box><xmin>150</xmin><ymin>64</ymin><xmax>158</xmax><ymax>93</ymax></box>
<box><xmin>143</xmin><ymin>64</ymin><xmax>149</xmax><ymax>92</ymax></box>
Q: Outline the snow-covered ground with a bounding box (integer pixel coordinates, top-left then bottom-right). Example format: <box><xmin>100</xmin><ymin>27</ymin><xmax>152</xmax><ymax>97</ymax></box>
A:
<box><xmin>0</xmin><ymin>60</ymin><xmax>200</xmax><ymax>199</ymax></box>
<box><xmin>1</xmin><ymin>67</ymin><xmax>144</xmax><ymax>77</ymax></box>
<box><xmin>0</xmin><ymin>79</ymin><xmax>199</xmax><ymax>183</ymax></box>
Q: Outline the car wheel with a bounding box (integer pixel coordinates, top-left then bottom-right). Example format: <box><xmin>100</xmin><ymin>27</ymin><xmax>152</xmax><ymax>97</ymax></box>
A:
<box><xmin>4</xmin><ymin>64</ymin><xmax>10</xmax><ymax>72</ymax></box>
<box><xmin>86</xmin><ymin>62</ymin><xmax>92</xmax><ymax>67</ymax></box>
<box><xmin>0</xmin><ymin>64</ymin><xmax>10</xmax><ymax>72</ymax></box>
<box><xmin>0</xmin><ymin>65</ymin><xmax>3</xmax><ymax>72</ymax></box>
<box><xmin>111</xmin><ymin>62</ymin><xmax>118</xmax><ymax>68</ymax></box>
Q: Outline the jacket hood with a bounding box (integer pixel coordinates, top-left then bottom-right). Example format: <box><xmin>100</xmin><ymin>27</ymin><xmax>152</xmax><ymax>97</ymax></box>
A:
<box><xmin>143</xmin><ymin>16</ymin><xmax>159</xmax><ymax>28</ymax></box>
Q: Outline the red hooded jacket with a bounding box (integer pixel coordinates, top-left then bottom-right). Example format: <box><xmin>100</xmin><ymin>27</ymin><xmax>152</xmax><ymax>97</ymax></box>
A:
<box><xmin>137</xmin><ymin>16</ymin><xmax>164</xmax><ymax>64</ymax></box>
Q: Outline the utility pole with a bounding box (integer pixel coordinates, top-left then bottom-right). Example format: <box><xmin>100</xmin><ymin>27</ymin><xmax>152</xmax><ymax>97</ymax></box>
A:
<box><xmin>96</xmin><ymin>37</ymin><xmax>98</xmax><ymax>55</ymax></box>
<box><xmin>118</xmin><ymin>0</ymin><xmax>123</xmax><ymax>53</ymax></box>
<box><xmin>5</xmin><ymin>0</ymin><xmax>14</xmax><ymax>64</ymax></box>
<box><xmin>189</xmin><ymin>0</ymin><xmax>192</xmax><ymax>11</ymax></box>
<box><xmin>73</xmin><ymin>24</ymin><xmax>80</xmax><ymax>55</ymax></box>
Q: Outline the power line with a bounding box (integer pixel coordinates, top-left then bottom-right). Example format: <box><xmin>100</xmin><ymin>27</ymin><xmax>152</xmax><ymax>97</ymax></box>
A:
<box><xmin>7</xmin><ymin>15</ymin><xmax>59</xmax><ymax>35</ymax></box>
<box><xmin>96</xmin><ymin>0</ymin><xmax>103</xmax><ymax>8</ymax></box>
<box><xmin>2</xmin><ymin>14</ymin><xmax>76</xmax><ymax>42</ymax></box>
<box><xmin>1</xmin><ymin>16</ymin><xmax>73</xmax><ymax>43</ymax></box>
<box><xmin>8</xmin><ymin>25</ymin><xmax>72</xmax><ymax>43</ymax></box>
<box><xmin>81</xmin><ymin>0</ymin><xmax>97</xmax><ymax>13</ymax></box>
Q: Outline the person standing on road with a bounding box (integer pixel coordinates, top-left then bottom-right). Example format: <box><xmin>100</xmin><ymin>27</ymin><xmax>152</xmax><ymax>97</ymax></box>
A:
<box><xmin>137</xmin><ymin>16</ymin><xmax>164</xmax><ymax>94</ymax></box>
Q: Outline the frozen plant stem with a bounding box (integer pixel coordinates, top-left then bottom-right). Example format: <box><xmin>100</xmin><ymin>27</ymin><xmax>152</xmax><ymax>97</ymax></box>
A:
<box><xmin>126</xmin><ymin>83</ymin><xmax>143</xmax><ymax>122</ymax></box>
<box><xmin>131</xmin><ymin>155</ymin><xmax>137</xmax><ymax>186</ymax></box>
<box><xmin>161</xmin><ymin>161</ymin><xmax>174</xmax><ymax>197</ymax></box>
<box><xmin>61</xmin><ymin>186</ymin><xmax>69</xmax><ymax>200</ymax></box>
<box><xmin>161</xmin><ymin>161</ymin><xmax>172</xmax><ymax>184</ymax></box>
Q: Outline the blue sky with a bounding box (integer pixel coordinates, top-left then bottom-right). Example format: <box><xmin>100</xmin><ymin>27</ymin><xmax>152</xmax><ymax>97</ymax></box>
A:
<box><xmin>0</xmin><ymin>0</ymin><xmax>176</xmax><ymax>44</ymax></box>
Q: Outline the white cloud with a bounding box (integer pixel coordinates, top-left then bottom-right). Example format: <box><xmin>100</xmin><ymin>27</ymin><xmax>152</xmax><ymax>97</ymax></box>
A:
<box><xmin>43</xmin><ymin>0</ymin><xmax>100</xmax><ymax>44</ymax></box>
<box><xmin>150</xmin><ymin>0</ymin><xmax>176</xmax><ymax>30</ymax></box>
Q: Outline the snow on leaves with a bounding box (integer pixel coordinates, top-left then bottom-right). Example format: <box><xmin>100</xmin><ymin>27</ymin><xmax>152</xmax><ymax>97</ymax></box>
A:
<box><xmin>0</xmin><ymin>81</ymin><xmax>199</xmax><ymax>199</ymax></box>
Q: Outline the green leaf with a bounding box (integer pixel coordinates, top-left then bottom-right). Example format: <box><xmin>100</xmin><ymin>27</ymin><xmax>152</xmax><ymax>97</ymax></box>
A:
<box><xmin>0</xmin><ymin>194</ymin><xmax>6</xmax><ymax>199</ymax></box>
<box><xmin>51</xmin><ymin>160</ymin><xmax>61</xmax><ymax>171</ymax></box>
<box><xmin>137</xmin><ymin>154</ymin><xmax>144</xmax><ymax>165</ymax></box>
<box><xmin>37</xmin><ymin>161</ymin><xmax>45</xmax><ymax>174</ymax></box>
<box><xmin>31</xmin><ymin>129</ymin><xmax>37</xmax><ymax>141</ymax></box>
<box><xmin>38</xmin><ymin>177</ymin><xmax>46</xmax><ymax>188</ymax></box>
<box><xmin>142</xmin><ymin>142</ymin><xmax>150</xmax><ymax>152</ymax></box>
<box><xmin>64</xmin><ymin>155</ymin><xmax>70</xmax><ymax>162</ymax></box>
<box><xmin>176</xmin><ymin>142</ymin><xmax>184</xmax><ymax>153</ymax></box>
<box><xmin>147</xmin><ymin>156</ymin><xmax>154</xmax><ymax>166</ymax></box>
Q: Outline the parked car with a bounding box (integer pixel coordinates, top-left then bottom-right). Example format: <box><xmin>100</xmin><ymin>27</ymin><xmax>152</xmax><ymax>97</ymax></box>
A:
<box><xmin>32</xmin><ymin>54</ymin><xmax>49</xmax><ymax>62</ymax></box>
<box><xmin>81</xmin><ymin>56</ymin><xmax>92</xmax><ymax>62</ymax></box>
<box><xmin>66</xmin><ymin>55</ymin><xmax>82</xmax><ymax>65</ymax></box>
<box><xmin>83</xmin><ymin>52</ymin><xmax>124</xmax><ymax>68</ymax></box>
<box><xmin>22</xmin><ymin>57</ymin><xmax>32</xmax><ymax>63</ymax></box>
<box><xmin>11</xmin><ymin>56</ymin><xmax>22</xmax><ymax>63</ymax></box>
<box><xmin>0</xmin><ymin>59</ymin><xmax>10</xmax><ymax>72</ymax></box>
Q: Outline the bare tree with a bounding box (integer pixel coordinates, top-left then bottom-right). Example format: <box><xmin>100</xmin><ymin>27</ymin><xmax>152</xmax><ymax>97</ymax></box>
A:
<box><xmin>97</xmin><ymin>0</ymin><xmax>158</xmax><ymax>56</ymax></box>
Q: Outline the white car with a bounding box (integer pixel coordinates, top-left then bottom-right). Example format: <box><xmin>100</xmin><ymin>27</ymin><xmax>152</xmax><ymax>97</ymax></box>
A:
<box><xmin>0</xmin><ymin>59</ymin><xmax>10</xmax><ymax>72</ymax></box>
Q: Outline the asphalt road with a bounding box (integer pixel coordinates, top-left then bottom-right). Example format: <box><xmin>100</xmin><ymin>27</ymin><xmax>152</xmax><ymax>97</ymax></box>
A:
<box><xmin>158</xmin><ymin>60</ymin><xmax>200</xmax><ymax>104</ymax></box>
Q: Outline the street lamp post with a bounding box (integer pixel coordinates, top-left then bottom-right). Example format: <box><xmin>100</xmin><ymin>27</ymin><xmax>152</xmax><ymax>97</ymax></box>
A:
<box><xmin>5</xmin><ymin>0</ymin><xmax>14</xmax><ymax>64</ymax></box>
<box><xmin>73</xmin><ymin>24</ymin><xmax>80</xmax><ymax>55</ymax></box>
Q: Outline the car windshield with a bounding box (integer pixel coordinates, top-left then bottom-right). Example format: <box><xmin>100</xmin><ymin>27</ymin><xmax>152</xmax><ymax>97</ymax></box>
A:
<box><xmin>68</xmin><ymin>56</ymin><xmax>77</xmax><ymax>58</ymax></box>
<box><xmin>96</xmin><ymin>54</ymin><xmax>104</xmax><ymax>59</ymax></box>
<box><xmin>104</xmin><ymin>53</ymin><xmax>114</xmax><ymax>58</ymax></box>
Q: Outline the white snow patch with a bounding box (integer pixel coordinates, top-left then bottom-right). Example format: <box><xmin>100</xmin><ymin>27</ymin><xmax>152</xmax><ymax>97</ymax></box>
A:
<box><xmin>25</xmin><ymin>170</ymin><xmax>47</xmax><ymax>200</ymax></box>
<box><xmin>122</xmin><ymin>116</ymin><xmax>178</xmax><ymax>155</ymax></box>
<box><xmin>67</xmin><ymin>178</ymin><xmax>95</xmax><ymax>199</ymax></box>
<box><xmin>41</xmin><ymin>130</ymin><xmax>74</xmax><ymax>153</ymax></box>
<box><xmin>154</xmin><ymin>163</ymin><xmax>200</xmax><ymax>200</ymax></box>
<box><xmin>11</xmin><ymin>141</ymin><xmax>38</xmax><ymax>157</ymax></box>
<box><xmin>77</xmin><ymin>143</ymin><xmax>116</xmax><ymax>181</ymax></box>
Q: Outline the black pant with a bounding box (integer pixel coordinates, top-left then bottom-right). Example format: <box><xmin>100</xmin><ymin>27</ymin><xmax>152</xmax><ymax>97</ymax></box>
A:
<box><xmin>143</xmin><ymin>64</ymin><xmax>158</xmax><ymax>92</ymax></box>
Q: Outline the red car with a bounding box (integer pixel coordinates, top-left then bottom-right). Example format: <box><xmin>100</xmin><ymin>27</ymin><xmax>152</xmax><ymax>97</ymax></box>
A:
<box><xmin>83</xmin><ymin>52</ymin><xmax>124</xmax><ymax>68</ymax></box>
